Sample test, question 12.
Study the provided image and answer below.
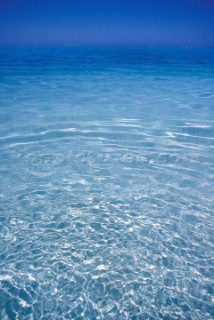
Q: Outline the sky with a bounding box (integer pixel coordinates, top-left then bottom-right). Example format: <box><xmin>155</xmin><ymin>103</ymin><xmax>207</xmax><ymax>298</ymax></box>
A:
<box><xmin>0</xmin><ymin>0</ymin><xmax>214</xmax><ymax>46</ymax></box>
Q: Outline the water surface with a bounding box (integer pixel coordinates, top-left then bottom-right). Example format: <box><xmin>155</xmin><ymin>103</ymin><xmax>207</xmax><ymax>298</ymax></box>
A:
<box><xmin>0</xmin><ymin>46</ymin><xmax>214</xmax><ymax>319</ymax></box>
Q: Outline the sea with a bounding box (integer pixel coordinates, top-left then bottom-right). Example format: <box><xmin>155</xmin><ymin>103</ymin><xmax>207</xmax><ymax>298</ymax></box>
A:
<box><xmin>0</xmin><ymin>46</ymin><xmax>213</xmax><ymax>319</ymax></box>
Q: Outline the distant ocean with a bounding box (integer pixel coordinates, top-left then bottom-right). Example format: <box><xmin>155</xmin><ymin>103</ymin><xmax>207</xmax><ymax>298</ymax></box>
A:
<box><xmin>0</xmin><ymin>46</ymin><xmax>213</xmax><ymax>319</ymax></box>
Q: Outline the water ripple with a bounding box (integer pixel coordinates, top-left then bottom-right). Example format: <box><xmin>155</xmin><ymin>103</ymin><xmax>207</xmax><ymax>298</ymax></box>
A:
<box><xmin>0</xmin><ymin>47</ymin><xmax>214</xmax><ymax>319</ymax></box>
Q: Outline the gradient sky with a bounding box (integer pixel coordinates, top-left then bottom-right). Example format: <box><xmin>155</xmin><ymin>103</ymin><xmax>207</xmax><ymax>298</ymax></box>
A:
<box><xmin>0</xmin><ymin>0</ymin><xmax>214</xmax><ymax>46</ymax></box>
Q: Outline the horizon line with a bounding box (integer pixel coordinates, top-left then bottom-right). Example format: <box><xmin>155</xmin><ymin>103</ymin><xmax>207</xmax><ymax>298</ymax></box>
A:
<box><xmin>0</xmin><ymin>44</ymin><xmax>214</xmax><ymax>49</ymax></box>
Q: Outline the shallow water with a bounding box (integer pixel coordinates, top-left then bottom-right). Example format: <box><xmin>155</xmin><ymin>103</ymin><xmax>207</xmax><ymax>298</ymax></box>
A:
<box><xmin>0</xmin><ymin>46</ymin><xmax>214</xmax><ymax>319</ymax></box>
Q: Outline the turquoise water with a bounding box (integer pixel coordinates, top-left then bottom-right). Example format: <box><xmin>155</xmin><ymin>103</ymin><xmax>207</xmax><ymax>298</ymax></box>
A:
<box><xmin>0</xmin><ymin>46</ymin><xmax>214</xmax><ymax>319</ymax></box>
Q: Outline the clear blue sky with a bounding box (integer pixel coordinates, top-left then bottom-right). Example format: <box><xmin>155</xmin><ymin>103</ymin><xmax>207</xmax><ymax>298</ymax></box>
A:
<box><xmin>0</xmin><ymin>0</ymin><xmax>214</xmax><ymax>46</ymax></box>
